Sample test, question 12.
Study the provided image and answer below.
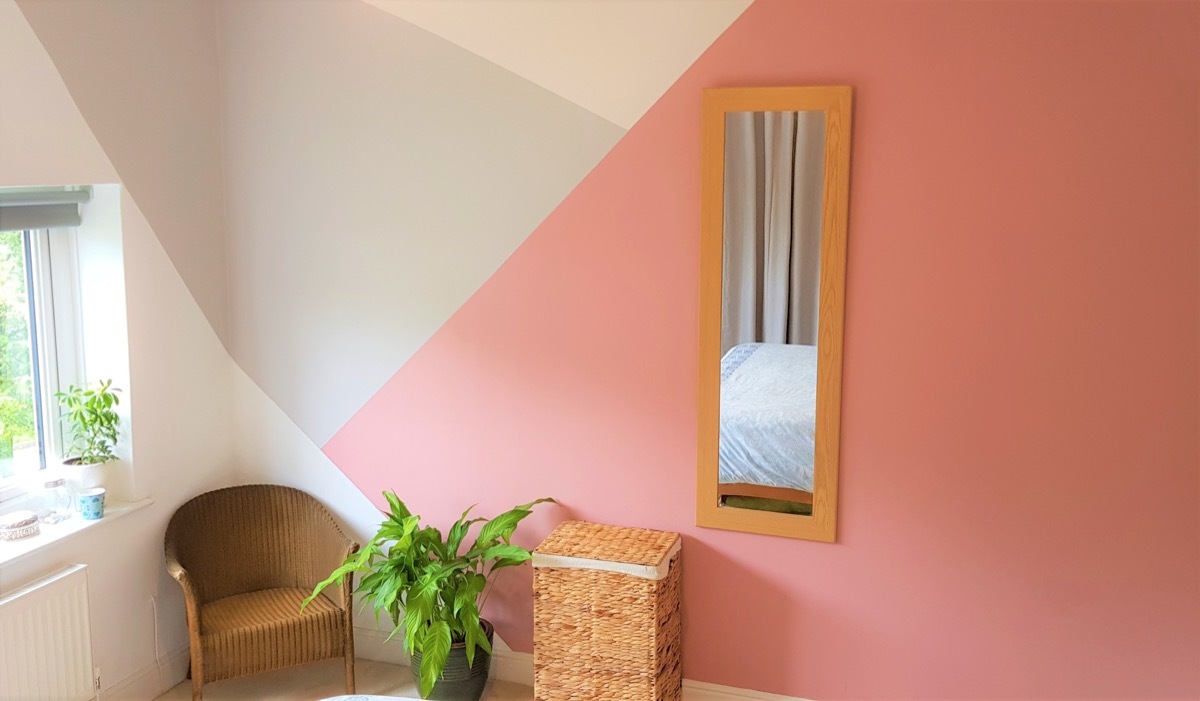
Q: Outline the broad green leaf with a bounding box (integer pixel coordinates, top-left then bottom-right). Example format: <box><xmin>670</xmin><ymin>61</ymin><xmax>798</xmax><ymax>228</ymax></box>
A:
<box><xmin>416</xmin><ymin>526</ymin><xmax>447</xmax><ymax>561</ymax></box>
<box><xmin>419</xmin><ymin>621</ymin><xmax>452</xmax><ymax>699</ymax></box>
<box><xmin>472</xmin><ymin>509</ymin><xmax>529</xmax><ymax>551</ymax></box>
<box><xmin>447</xmin><ymin>508</ymin><xmax>485</xmax><ymax>556</ymax></box>
<box><xmin>453</xmin><ymin>572</ymin><xmax>487</xmax><ymax>616</ymax></box>
<box><xmin>411</xmin><ymin>568</ymin><xmax>447</xmax><ymax>611</ymax></box>
<box><xmin>378</xmin><ymin>515</ymin><xmax>419</xmax><ymax>544</ymax></box>
<box><xmin>385</xmin><ymin>621</ymin><xmax>405</xmax><ymax>644</ymax></box>
<box><xmin>487</xmin><ymin>557</ymin><xmax>530</xmax><ymax>574</ymax></box>
<box><xmin>462</xmin><ymin>608</ymin><xmax>492</xmax><ymax>668</ymax></box>
<box><xmin>357</xmin><ymin>570</ymin><xmax>386</xmax><ymax>594</ymax></box>
<box><xmin>383</xmin><ymin>491</ymin><xmax>411</xmax><ymax>520</ymax></box>
<box><xmin>425</xmin><ymin>559</ymin><xmax>469</xmax><ymax>581</ymax></box>
<box><xmin>387</xmin><ymin>532</ymin><xmax>414</xmax><ymax>556</ymax></box>
<box><xmin>461</xmin><ymin>606</ymin><xmax>480</xmax><ymax>667</ymax></box>
<box><xmin>515</xmin><ymin>497</ymin><xmax>558</xmax><ymax>508</ymax></box>
<box><xmin>302</xmin><ymin>559</ymin><xmax>359</xmax><ymax>609</ymax></box>
<box><xmin>373</xmin><ymin>572</ymin><xmax>403</xmax><ymax>613</ymax></box>
<box><xmin>353</xmin><ymin>542</ymin><xmax>381</xmax><ymax>568</ymax></box>
<box><xmin>466</xmin><ymin>571</ymin><xmax>487</xmax><ymax>595</ymax></box>
<box><xmin>480</xmin><ymin>544</ymin><xmax>531</xmax><ymax>564</ymax></box>
<box><xmin>471</xmin><ymin>498</ymin><xmax>553</xmax><ymax>551</ymax></box>
<box><xmin>464</xmin><ymin>629</ymin><xmax>478</xmax><ymax>668</ymax></box>
<box><xmin>403</xmin><ymin>604</ymin><xmax>426</xmax><ymax>652</ymax></box>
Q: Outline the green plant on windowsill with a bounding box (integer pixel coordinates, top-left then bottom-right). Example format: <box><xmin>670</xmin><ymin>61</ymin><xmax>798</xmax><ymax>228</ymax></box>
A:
<box><xmin>56</xmin><ymin>379</ymin><xmax>121</xmax><ymax>465</ymax></box>
<box><xmin>305</xmin><ymin>491</ymin><xmax>555</xmax><ymax>700</ymax></box>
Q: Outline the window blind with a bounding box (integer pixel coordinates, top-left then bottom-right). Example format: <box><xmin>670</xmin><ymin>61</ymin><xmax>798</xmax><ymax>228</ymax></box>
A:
<box><xmin>0</xmin><ymin>187</ymin><xmax>91</xmax><ymax>230</ymax></box>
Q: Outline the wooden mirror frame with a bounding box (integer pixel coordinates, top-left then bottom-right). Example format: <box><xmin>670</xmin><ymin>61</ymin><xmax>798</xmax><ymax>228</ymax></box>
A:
<box><xmin>696</xmin><ymin>86</ymin><xmax>853</xmax><ymax>542</ymax></box>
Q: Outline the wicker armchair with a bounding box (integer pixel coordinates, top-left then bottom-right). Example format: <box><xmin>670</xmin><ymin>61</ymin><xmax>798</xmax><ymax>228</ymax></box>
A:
<box><xmin>165</xmin><ymin>484</ymin><xmax>359</xmax><ymax>700</ymax></box>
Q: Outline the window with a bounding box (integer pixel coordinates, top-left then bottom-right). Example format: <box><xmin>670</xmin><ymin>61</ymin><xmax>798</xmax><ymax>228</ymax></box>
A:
<box><xmin>0</xmin><ymin>231</ymin><xmax>43</xmax><ymax>484</ymax></box>
<box><xmin>0</xmin><ymin>223</ymin><xmax>84</xmax><ymax>504</ymax></box>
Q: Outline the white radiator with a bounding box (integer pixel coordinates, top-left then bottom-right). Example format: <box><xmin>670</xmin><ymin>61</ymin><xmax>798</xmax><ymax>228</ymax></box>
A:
<box><xmin>0</xmin><ymin>564</ymin><xmax>96</xmax><ymax>701</ymax></box>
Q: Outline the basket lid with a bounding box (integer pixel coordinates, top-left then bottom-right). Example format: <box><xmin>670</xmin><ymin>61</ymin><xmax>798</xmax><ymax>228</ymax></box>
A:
<box><xmin>533</xmin><ymin>521</ymin><xmax>680</xmax><ymax>579</ymax></box>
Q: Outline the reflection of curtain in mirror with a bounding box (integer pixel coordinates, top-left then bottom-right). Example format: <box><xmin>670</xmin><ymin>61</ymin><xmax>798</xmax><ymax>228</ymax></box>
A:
<box><xmin>722</xmin><ymin>111</ymin><xmax>826</xmax><ymax>355</ymax></box>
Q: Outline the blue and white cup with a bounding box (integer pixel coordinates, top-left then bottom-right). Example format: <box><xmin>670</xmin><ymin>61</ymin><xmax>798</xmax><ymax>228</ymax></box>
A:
<box><xmin>76</xmin><ymin>487</ymin><xmax>106</xmax><ymax>520</ymax></box>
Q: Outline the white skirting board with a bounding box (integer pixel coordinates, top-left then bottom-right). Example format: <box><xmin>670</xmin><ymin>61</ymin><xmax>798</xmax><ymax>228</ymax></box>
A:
<box><xmin>100</xmin><ymin>645</ymin><xmax>190</xmax><ymax>700</ymax></box>
<box><xmin>354</xmin><ymin>627</ymin><xmax>812</xmax><ymax>701</ymax></box>
<box><xmin>100</xmin><ymin>628</ymin><xmax>811</xmax><ymax>701</ymax></box>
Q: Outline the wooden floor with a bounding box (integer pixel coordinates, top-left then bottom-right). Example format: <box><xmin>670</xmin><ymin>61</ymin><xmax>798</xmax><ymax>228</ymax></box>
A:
<box><xmin>155</xmin><ymin>658</ymin><xmax>533</xmax><ymax>701</ymax></box>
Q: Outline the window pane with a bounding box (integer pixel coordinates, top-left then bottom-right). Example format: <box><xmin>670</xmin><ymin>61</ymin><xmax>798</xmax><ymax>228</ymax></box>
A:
<box><xmin>0</xmin><ymin>230</ymin><xmax>41</xmax><ymax>480</ymax></box>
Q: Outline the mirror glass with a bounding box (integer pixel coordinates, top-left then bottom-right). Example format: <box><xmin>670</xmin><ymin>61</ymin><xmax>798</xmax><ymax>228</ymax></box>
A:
<box><xmin>718</xmin><ymin>110</ymin><xmax>826</xmax><ymax>517</ymax></box>
<box><xmin>696</xmin><ymin>86</ymin><xmax>851</xmax><ymax>542</ymax></box>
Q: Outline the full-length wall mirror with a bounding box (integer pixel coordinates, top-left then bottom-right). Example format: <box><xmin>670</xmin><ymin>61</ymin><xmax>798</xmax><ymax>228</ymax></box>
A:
<box><xmin>696</xmin><ymin>86</ymin><xmax>852</xmax><ymax>542</ymax></box>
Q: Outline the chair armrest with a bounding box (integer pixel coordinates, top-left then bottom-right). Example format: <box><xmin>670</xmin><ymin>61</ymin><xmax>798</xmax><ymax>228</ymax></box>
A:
<box><xmin>165</xmin><ymin>545</ymin><xmax>196</xmax><ymax>598</ymax></box>
<box><xmin>165</xmin><ymin>552</ymin><xmax>203</xmax><ymax>637</ymax></box>
<box><xmin>336</xmin><ymin>542</ymin><xmax>360</xmax><ymax>611</ymax></box>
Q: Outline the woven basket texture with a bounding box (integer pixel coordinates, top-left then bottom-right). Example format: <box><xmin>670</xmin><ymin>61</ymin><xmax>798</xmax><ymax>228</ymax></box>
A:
<box><xmin>535</xmin><ymin>521</ymin><xmax>679</xmax><ymax>566</ymax></box>
<box><xmin>165</xmin><ymin>484</ymin><xmax>359</xmax><ymax>700</ymax></box>
<box><xmin>533</xmin><ymin>521</ymin><xmax>682</xmax><ymax>701</ymax></box>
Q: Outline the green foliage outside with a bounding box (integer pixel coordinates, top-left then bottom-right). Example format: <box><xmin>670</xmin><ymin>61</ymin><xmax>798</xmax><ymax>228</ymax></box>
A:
<box><xmin>0</xmin><ymin>231</ymin><xmax>36</xmax><ymax>476</ymax></box>
<box><xmin>305</xmin><ymin>492</ymin><xmax>555</xmax><ymax>698</ymax></box>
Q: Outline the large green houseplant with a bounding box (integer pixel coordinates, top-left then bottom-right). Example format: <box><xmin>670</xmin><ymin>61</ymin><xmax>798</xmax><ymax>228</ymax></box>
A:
<box><xmin>306</xmin><ymin>491</ymin><xmax>554</xmax><ymax>700</ymax></box>
<box><xmin>56</xmin><ymin>379</ymin><xmax>120</xmax><ymax>489</ymax></box>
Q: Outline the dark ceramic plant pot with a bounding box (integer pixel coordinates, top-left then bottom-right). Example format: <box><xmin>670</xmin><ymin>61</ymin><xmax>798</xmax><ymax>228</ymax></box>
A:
<box><xmin>410</xmin><ymin>619</ymin><xmax>494</xmax><ymax>701</ymax></box>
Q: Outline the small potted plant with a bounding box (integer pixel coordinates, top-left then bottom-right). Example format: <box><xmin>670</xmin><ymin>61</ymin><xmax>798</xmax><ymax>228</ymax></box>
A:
<box><xmin>306</xmin><ymin>491</ymin><xmax>554</xmax><ymax>700</ymax></box>
<box><xmin>56</xmin><ymin>379</ymin><xmax>120</xmax><ymax>489</ymax></box>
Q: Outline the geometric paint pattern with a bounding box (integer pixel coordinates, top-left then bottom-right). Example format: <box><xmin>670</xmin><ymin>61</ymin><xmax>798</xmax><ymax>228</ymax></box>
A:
<box><xmin>10</xmin><ymin>0</ymin><xmax>1200</xmax><ymax>697</ymax></box>
<box><xmin>363</xmin><ymin>0</ymin><xmax>752</xmax><ymax>128</ymax></box>
<box><xmin>325</xmin><ymin>1</ymin><xmax>1200</xmax><ymax>698</ymax></box>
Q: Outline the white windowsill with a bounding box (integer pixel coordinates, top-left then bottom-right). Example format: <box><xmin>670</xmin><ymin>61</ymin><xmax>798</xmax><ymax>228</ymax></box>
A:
<box><xmin>0</xmin><ymin>498</ymin><xmax>152</xmax><ymax>567</ymax></box>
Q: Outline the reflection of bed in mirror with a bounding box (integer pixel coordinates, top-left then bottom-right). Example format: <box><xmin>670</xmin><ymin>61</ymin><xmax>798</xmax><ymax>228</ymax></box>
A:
<box><xmin>718</xmin><ymin>342</ymin><xmax>816</xmax><ymax>506</ymax></box>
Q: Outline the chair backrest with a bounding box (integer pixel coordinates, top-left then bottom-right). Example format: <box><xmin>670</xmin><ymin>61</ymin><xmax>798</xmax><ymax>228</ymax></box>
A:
<box><xmin>165</xmin><ymin>484</ymin><xmax>348</xmax><ymax>603</ymax></box>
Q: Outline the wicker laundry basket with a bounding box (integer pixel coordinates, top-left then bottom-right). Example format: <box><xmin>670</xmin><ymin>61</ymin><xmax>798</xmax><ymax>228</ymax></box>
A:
<box><xmin>532</xmin><ymin>521</ymin><xmax>682</xmax><ymax>701</ymax></box>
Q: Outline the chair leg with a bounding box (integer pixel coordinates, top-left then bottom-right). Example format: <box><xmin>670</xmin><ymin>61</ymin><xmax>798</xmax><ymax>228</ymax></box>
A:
<box><xmin>344</xmin><ymin>619</ymin><xmax>356</xmax><ymax>693</ymax></box>
<box><xmin>188</xmin><ymin>650</ymin><xmax>203</xmax><ymax>701</ymax></box>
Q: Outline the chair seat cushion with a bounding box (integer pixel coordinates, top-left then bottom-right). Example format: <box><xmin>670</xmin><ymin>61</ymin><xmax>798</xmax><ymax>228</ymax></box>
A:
<box><xmin>199</xmin><ymin>587</ymin><xmax>345</xmax><ymax>682</ymax></box>
<box><xmin>201</xmin><ymin>587</ymin><xmax>338</xmax><ymax>633</ymax></box>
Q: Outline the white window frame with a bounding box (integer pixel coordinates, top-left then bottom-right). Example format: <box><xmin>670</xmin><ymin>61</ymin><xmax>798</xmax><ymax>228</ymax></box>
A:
<box><xmin>0</xmin><ymin>227</ymin><xmax>83</xmax><ymax>506</ymax></box>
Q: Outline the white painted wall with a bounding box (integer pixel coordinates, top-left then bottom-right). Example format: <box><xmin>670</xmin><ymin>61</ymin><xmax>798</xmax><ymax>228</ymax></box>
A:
<box><xmin>73</xmin><ymin>184</ymin><xmax>135</xmax><ymax>500</ymax></box>
<box><xmin>76</xmin><ymin>186</ymin><xmax>129</xmax><ymax>388</ymax></box>
<box><xmin>1</xmin><ymin>3</ymin><xmax>404</xmax><ymax>692</ymax></box>
<box><xmin>0</xmin><ymin>194</ymin><xmax>238</xmax><ymax>698</ymax></box>
<box><xmin>231</xmin><ymin>367</ymin><xmax>381</xmax><ymax>546</ymax></box>
<box><xmin>15</xmin><ymin>0</ymin><xmax>231</xmax><ymax>342</ymax></box>
<box><xmin>0</xmin><ymin>2</ymin><xmax>238</xmax><ymax>697</ymax></box>
<box><xmin>0</xmin><ymin>1</ymin><xmax>114</xmax><ymax>189</ymax></box>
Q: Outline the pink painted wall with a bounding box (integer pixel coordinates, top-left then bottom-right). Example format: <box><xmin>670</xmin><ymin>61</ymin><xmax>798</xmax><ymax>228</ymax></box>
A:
<box><xmin>326</xmin><ymin>1</ymin><xmax>1200</xmax><ymax>697</ymax></box>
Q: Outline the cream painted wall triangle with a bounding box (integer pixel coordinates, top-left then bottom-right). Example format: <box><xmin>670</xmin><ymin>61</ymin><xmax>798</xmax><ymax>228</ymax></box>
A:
<box><xmin>0</xmin><ymin>0</ymin><xmax>116</xmax><ymax>187</ymax></box>
<box><xmin>361</xmin><ymin>0</ymin><xmax>752</xmax><ymax>129</ymax></box>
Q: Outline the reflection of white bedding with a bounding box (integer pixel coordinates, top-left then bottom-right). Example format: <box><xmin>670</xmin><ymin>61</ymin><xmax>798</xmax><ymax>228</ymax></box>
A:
<box><xmin>719</xmin><ymin>343</ymin><xmax>817</xmax><ymax>492</ymax></box>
